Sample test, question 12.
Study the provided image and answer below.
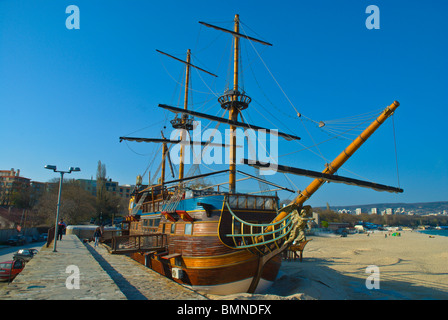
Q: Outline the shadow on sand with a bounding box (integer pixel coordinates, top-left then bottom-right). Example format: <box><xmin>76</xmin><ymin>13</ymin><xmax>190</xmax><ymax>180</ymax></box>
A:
<box><xmin>265</xmin><ymin>257</ymin><xmax>448</xmax><ymax>300</ymax></box>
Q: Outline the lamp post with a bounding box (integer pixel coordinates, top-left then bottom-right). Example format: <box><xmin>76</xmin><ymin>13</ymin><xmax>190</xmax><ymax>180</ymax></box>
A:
<box><xmin>44</xmin><ymin>165</ymin><xmax>80</xmax><ymax>252</ymax></box>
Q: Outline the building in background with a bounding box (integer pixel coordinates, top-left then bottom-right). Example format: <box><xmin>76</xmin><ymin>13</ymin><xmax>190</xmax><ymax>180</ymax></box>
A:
<box><xmin>0</xmin><ymin>169</ymin><xmax>31</xmax><ymax>206</ymax></box>
<box><xmin>77</xmin><ymin>178</ymin><xmax>98</xmax><ymax>197</ymax></box>
<box><xmin>1</xmin><ymin>169</ymin><xmax>134</xmax><ymax>208</ymax></box>
<box><xmin>118</xmin><ymin>184</ymin><xmax>132</xmax><ymax>199</ymax></box>
<box><xmin>77</xmin><ymin>178</ymin><xmax>134</xmax><ymax>200</ymax></box>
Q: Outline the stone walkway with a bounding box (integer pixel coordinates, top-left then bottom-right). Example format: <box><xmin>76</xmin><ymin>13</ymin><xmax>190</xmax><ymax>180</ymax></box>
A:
<box><xmin>0</xmin><ymin>235</ymin><xmax>207</xmax><ymax>300</ymax></box>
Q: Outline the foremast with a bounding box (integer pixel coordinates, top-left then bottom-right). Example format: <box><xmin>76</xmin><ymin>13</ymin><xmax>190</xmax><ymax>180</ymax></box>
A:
<box><xmin>155</xmin><ymin>49</ymin><xmax>217</xmax><ymax>181</ymax></box>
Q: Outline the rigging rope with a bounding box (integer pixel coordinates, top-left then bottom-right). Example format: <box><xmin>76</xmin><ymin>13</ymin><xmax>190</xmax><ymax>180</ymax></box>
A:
<box><xmin>240</xmin><ymin>23</ymin><xmax>327</xmax><ymax>161</ymax></box>
<box><xmin>392</xmin><ymin>114</ymin><xmax>401</xmax><ymax>188</ymax></box>
<box><xmin>158</xmin><ymin>53</ymin><xmax>218</xmax><ymax>95</ymax></box>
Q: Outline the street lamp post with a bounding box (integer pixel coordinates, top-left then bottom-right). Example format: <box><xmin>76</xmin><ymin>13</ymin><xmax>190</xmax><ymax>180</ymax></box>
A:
<box><xmin>44</xmin><ymin>165</ymin><xmax>80</xmax><ymax>252</ymax></box>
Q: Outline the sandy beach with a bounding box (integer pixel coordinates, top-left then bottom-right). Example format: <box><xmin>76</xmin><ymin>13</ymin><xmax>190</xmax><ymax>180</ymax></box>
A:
<box><xmin>208</xmin><ymin>231</ymin><xmax>448</xmax><ymax>300</ymax></box>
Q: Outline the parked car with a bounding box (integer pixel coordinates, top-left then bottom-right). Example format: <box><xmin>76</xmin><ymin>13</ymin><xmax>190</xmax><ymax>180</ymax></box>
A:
<box><xmin>6</xmin><ymin>235</ymin><xmax>26</xmax><ymax>246</ymax></box>
<box><xmin>13</xmin><ymin>249</ymin><xmax>38</xmax><ymax>262</ymax></box>
<box><xmin>0</xmin><ymin>260</ymin><xmax>25</xmax><ymax>282</ymax></box>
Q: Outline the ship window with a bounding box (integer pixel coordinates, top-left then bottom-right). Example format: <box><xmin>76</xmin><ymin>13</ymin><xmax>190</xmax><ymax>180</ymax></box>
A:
<box><xmin>154</xmin><ymin>219</ymin><xmax>160</xmax><ymax>227</ymax></box>
<box><xmin>265</xmin><ymin>199</ymin><xmax>274</xmax><ymax>210</ymax></box>
<box><xmin>238</xmin><ymin>196</ymin><xmax>246</xmax><ymax>208</ymax></box>
<box><xmin>247</xmin><ymin>197</ymin><xmax>255</xmax><ymax>209</ymax></box>
<box><xmin>184</xmin><ymin>223</ymin><xmax>192</xmax><ymax>235</ymax></box>
<box><xmin>229</xmin><ymin>196</ymin><xmax>238</xmax><ymax>207</ymax></box>
<box><xmin>170</xmin><ymin>223</ymin><xmax>176</xmax><ymax>234</ymax></box>
<box><xmin>162</xmin><ymin>224</ymin><xmax>166</xmax><ymax>233</ymax></box>
<box><xmin>149</xmin><ymin>219</ymin><xmax>154</xmax><ymax>227</ymax></box>
<box><xmin>256</xmin><ymin>197</ymin><xmax>264</xmax><ymax>209</ymax></box>
<box><xmin>233</xmin><ymin>221</ymin><xmax>241</xmax><ymax>234</ymax></box>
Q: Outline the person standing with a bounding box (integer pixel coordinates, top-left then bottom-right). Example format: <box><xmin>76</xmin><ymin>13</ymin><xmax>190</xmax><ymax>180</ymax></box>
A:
<box><xmin>93</xmin><ymin>227</ymin><xmax>102</xmax><ymax>247</ymax></box>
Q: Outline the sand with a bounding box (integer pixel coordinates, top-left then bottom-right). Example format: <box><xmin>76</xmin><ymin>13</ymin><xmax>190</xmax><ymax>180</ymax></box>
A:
<box><xmin>207</xmin><ymin>231</ymin><xmax>448</xmax><ymax>300</ymax></box>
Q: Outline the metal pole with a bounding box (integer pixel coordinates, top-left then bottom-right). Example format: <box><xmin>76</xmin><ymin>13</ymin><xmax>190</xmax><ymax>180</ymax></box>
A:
<box><xmin>53</xmin><ymin>172</ymin><xmax>64</xmax><ymax>252</ymax></box>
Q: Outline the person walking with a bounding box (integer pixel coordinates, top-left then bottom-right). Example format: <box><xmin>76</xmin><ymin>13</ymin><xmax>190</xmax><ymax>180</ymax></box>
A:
<box><xmin>57</xmin><ymin>219</ymin><xmax>66</xmax><ymax>240</ymax></box>
<box><xmin>94</xmin><ymin>227</ymin><xmax>102</xmax><ymax>247</ymax></box>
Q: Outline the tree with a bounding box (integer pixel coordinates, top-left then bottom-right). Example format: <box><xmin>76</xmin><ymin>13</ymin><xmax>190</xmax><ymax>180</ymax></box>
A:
<box><xmin>96</xmin><ymin>160</ymin><xmax>107</xmax><ymax>214</ymax></box>
<box><xmin>34</xmin><ymin>179</ymin><xmax>96</xmax><ymax>225</ymax></box>
<box><xmin>94</xmin><ymin>160</ymin><xmax>127</xmax><ymax>223</ymax></box>
<box><xmin>10</xmin><ymin>186</ymin><xmax>32</xmax><ymax>209</ymax></box>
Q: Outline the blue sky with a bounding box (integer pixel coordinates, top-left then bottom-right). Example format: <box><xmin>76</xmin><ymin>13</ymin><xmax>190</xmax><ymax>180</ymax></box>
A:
<box><xmin>1</xmin><ymin>0</ymin><xmax>447</xmax><ymax>207</ymax></box>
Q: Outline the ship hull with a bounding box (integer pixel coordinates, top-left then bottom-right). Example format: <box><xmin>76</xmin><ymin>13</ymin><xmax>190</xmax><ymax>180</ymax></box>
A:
<box><xmin>186</xmin><ymin>277</ymin><xmax>274</xmax><ymax>295</ymax></box>
<box><xmin>131</xmin><ymin>249</ymin><xmax>281</xmax><ymax>295</ymax></box>
<box><xmin>126</xmin><ymin>192</ymin><xmax>283</xmax><ymax>295</ymax></box>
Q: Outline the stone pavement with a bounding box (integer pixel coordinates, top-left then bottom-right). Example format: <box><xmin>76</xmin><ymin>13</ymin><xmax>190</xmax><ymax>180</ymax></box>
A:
<box><xmin>0</xmin><ymin>235</ymin><xmax>207</xmax><ymax>300</ymax></box>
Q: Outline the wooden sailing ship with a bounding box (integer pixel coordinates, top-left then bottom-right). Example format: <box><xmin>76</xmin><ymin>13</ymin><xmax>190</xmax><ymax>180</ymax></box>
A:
<box><xmin>116</xmin><ymin>14</ymin><xmax>403</xmax><ymax>295</ymax></box>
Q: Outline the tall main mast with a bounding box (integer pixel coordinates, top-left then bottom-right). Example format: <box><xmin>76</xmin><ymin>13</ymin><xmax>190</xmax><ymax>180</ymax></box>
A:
<box><xmin>198</xmin><ymin>15</ymin><xmax>273</xmax><ymax>193</ymax></box>
<box><xmin>229</xmin><ymin>14</ymin><xmax>240</xmax><ymax>194</ymax></box>
<box><xmin>179</xmin><ymin>49</ymin><xmax>191</xmax><ymax>180</ymax></box>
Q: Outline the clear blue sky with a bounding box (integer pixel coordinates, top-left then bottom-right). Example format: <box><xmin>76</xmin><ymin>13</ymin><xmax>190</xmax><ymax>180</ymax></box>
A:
<box><xmin>1</xmin><ymin>0</ymin><xmax>447</xmax><ymax>207</ymax></box>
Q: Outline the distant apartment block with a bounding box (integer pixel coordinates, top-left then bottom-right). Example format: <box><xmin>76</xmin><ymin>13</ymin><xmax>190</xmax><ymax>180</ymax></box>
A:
<box><xmin>118</xmin><ymin>184</ymin><xmax>133</xmax><ymax>199</ymax></box>
<box><xmin>77</xmin><ymin>178</ymin><xmax>133</xmax><ymax>199</ymax></box>
<box><xmin>29</xmin><ymin>181</ymin><xmax>50</xmax><ymax>206</ymax></box>
<box><xmin>77</xmin><ymin>179</ymin><xmax>98</xmax><ymax>196</ymax></box>
<box><xmin>0</xmin><ymin>168</ymin><xmax>31</xmax><ymax>206</ymax></box>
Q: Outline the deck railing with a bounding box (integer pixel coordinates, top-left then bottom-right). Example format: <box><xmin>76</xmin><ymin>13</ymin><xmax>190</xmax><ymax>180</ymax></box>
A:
<box><xmin>110</xmin><ymin>234</ymin><xmax>168</xmax><ymax>254</ymax></box>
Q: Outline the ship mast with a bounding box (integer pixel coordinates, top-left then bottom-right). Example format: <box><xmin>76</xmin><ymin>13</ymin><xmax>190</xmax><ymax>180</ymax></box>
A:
<box><xmin>179</xmin><ymin>49</ymin><xmax>191</xmax><ymax>181</ymax></box>
<box><xmin>156</xmin><ymin>49</ymin><xmax>217</xmax><ymax>181</ymax></box>
<box><xmin>160</xmin><ymin>131</ymin><xmax>168</xmax><ymax>186</ymax></box>
<box><xmin>200</xmin><ymin>14</ymin><xmax>272</xmax><ymax>193</ymax></box>
<box><xmin>229</xmin><ymin>14</ymin><xmax>240</xmax><ymax>194</ymax></box>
